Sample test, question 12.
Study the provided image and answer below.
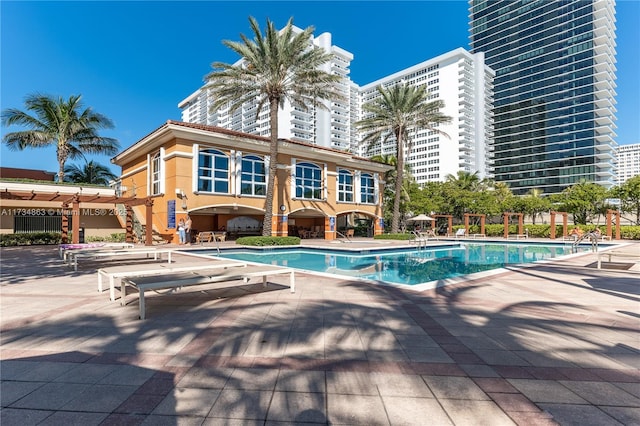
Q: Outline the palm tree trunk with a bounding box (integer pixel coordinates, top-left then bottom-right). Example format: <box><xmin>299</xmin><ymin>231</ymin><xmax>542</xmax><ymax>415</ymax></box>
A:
<box><xmin>57</xmin><ymin>155</ymin><xmax>66</xmax><ymax>183</ymax></box>
<box><xmin>262</xmin><ymin>98</ymin><xmax>279</xmax><ymax>236</ymax></box>
<box><xmin>392</xmin><ymin>131</ymin><xmax>404</xmax><ymax>233</ymax></box>
<box><xmin>57</xmin><ymin>140</ymin><xmax>68</xmax><ymax>183</ymax></box>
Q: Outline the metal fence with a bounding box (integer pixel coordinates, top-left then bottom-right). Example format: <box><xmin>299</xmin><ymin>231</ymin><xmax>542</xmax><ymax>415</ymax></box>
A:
<box><xmin>13</xmin><ymin>215</ymin><xmax>65</xmax><ymax>233</ymax></box>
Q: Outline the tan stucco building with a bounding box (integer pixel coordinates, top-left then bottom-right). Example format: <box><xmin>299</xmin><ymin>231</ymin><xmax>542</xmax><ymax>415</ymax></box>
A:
<box><xmin>112</xmin><ymin>121</ymin><xmax>391</xmax><ymax>242</ymax></box>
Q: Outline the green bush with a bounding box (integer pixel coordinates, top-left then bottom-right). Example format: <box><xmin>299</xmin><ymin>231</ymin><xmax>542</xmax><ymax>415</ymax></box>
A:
<box><xmin>469</xmin><ymin>224</ymin><xmax>639</xmax><ymax>240</ymax></box>
<box><xmin>86</xmin><ymin>233</ymin><xmax>126</xmax><ymax>243</ymax></box>
<box><xmin>374</xmin><ymin>233</ymin><xmax>413</xmax><ymax>240</ymax></box>
<box><xmin>0</xmin><ymin>232</ymin><xmax>62</xmax><ymax>247</ymax></box>
<box><xmin>235</xmin><ymin>236</ymin><xmax>301</xmax><ymax>246</ymax></box>
<box><xmin>85</xmin><ymin>236</ymin><xmax>106</xmax><ymax>242</ymax></box>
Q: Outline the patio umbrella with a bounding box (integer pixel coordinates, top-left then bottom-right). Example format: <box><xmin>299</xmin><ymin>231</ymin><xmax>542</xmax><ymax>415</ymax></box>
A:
<box><xmin>408</xmin><ymin>214</ymin><xmax>435</xmax><ymax>222</ymax></box>
<box><xmin>407</xmin><ymin>214</ymin><xmax>435</xmax><ymax>230</ymax></box>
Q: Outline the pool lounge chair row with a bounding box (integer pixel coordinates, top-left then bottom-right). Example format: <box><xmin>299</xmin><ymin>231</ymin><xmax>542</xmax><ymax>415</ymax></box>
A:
<box><xmin>120</xmin><ymin>264</ymin><xmax>295</xmax><ymax>319</ymax></box>
<box><xmin>93</xmin><ymin>254</ymin><xmax>295</xmax><ymax>319</ymax></box>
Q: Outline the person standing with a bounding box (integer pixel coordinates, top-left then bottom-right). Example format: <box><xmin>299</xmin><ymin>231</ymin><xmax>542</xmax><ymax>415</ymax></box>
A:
<box><xmin>185</xmin><ymin>215</ymin><xmax>192</xmax><ymax>245</ymax></box>
<box><xmin>178</xmin><ymin>218</ymin><xmax>186</xmax><ymax>244</ymax></box>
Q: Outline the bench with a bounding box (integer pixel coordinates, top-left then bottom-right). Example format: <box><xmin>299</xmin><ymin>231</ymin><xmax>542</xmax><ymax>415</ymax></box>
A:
<box><xmin>597</xmin><ymin>249</ymin><xmax>640</xmax><ymax>269</ymax></box>
<box><xmin>196</xmin><ymin>231</ymin><xmax>226</xmax><ymax>243</ymax></box>
<box><xmin>68</xmin><ymin>248</ymin><xmax>173</xmax><ymax>272</ymax></box>
<box><xmin>97</xmin><ymin>260</ymin><xmax>248</xmax><ymax>301</ymax></box>
<box><xmin>469</xmin><ymin>234</ymin><xmax>486</xmax><ymax>239</ymax></box>
<box><xmin>121</xmin><ymin>265</ymin><xmax>295</xmax><ymax>319</ymax></box>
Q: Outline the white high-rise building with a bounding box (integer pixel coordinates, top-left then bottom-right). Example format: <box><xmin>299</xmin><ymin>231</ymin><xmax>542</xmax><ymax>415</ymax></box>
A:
<box><xmin>179</xmin><ymin>32</ymin><xmax>494</xmax><ymax>184</ymax></box>
<box><xmin>358</xmin><ymin>48</ymin><xmax>494</xmax><ymax>183</ymax></box>
<box><xmin>178</xmin><ymin>29</ymin><xmax>357</xmax><ymax>151</ymax></box>
<box><xmin>617</xmin><ymin>143</ymin><xmax>640</xmax><ymax>184</ymax></box>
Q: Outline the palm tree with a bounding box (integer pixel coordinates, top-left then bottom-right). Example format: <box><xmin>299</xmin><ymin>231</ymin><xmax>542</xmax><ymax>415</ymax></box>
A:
<box><xmin>205</xmin><ymin>17</ymin><xmax>344</xmax><ymax>236</ymax></box>
<box><xmin>2</xmin><ymin>94</ymin><xmax>119</xmax><ymax>182</ymax></box>
<box><xmin>445</xmin><ymin>170</ymin><xmax>482</xmax><ymax>191</ymax></box>
<box><xmin>357</xmin><ymin>83</ymin><xmax>451</xmax><ymax>233</ymax></box>
<box><xmin>63</xmin><ymin>160</ymin><xmax>117</xmax><ymax>185</ymax></box>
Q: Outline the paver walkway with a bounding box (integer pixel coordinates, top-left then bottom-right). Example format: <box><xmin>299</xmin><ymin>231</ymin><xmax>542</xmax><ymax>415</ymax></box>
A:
<box><xmin>1</xmin><ymin>241</ymin><xmax>638</xmax><ymax>425</ymax></box>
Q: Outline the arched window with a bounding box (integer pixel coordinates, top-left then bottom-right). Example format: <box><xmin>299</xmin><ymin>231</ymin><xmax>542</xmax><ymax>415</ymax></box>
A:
<box><xmin>338</xmin><ymin>169</ymin><xmax>354</xmax><ymax>202</ymax></box>
<box><xmin>241</xmin><ymin>155</ymin><xmax>266</xmax><ymax>196</ymax></box>
<box><xmin>295</xmin><ymin>162</ymin><xmax>322</xmax><ymax>200</ymax></box>
<box><xmin>198</xmin><ymin>149</ymin><xmax>229</xmax><ymax>193</ymax></box>
<box><xmin>151</xmin><ymin>152</ymin><xmax>161</xmax><ymax>195</ymax></box>
<box><xmin>361</xmin><ymin>173</ymin><xmax>375</xmax><ymax>204</ymax></box>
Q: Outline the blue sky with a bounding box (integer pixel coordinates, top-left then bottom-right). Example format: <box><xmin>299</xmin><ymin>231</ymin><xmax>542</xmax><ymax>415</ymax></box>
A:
<box><xmin>2</xmin><ymin>1</ymin><xmax>639</xmax><ymax>176</ymax></box>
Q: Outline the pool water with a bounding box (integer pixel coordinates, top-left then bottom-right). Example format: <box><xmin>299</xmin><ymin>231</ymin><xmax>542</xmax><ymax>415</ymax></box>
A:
<box><xmin>206</xmin><ymin>243</ymin><xmax>591</xmax><ymax>288</ymax></box>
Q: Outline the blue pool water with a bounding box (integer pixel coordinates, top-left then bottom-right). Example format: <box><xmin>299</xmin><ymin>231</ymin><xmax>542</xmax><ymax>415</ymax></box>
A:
<box><xmin>201</xmin><ymin>243</ymin><xmax>591</xmax><ymax>288</ymax></box>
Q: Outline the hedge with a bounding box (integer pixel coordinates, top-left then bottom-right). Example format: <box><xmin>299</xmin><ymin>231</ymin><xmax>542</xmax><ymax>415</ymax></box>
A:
<box><xmin>86</xmin><ymin>233</ymin><xmax>127</xmax><ymax>243</ymax></box>
<box><xmin>235</xmin><ymin>236</ymin><xmax>301</xmax><ymax>246</ymax></box>
<box><xmin>0</xmin><ymin>232</ymin><xmax>62</xmax><ymax>247</ymax></box>
<box><xmin>373</xmin><ymin>225</ymin><xmax>639</xmax><ymax>240</ymax></box>
<box><xmin>374</xmin><ymin>233</ymin><xmax>413</xmax><ymax>240</ymax></box>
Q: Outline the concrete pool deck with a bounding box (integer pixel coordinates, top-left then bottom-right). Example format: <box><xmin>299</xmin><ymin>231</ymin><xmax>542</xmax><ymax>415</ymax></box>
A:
<box><xmin>1</xmin><ymin>240</ymin><xmax>639</xmax><ymax>425</ymax></box>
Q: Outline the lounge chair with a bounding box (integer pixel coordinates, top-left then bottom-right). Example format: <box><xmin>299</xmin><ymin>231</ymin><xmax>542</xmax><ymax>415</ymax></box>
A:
<box><xmin>121</xmin><ymin>265</ymin><xmax>295</xmax><ymax>319</ymax></box>
<box><xmin>68</xmin><ymin>247</ymin><xmax>173</xmax><ymax>271</ymax></box>
<box><xmin>97</xmin><ymin>260</ymin><xmax>247</xmax><ymax>301</ymax></box>
<box><xmin>453</xmin><ymin>228</ymin><xmax>467</xmax><ymax>238</ymax></box>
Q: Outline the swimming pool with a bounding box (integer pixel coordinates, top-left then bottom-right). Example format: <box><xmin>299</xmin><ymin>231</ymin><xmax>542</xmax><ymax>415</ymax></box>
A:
<box><xmin>196</xmin><ymin>242</ymin><xmax>593</xmax><ymax>290</ymax></box>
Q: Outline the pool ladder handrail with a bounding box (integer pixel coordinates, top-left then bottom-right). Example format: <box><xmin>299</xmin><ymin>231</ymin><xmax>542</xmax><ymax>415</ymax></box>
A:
<box><xmin>336</xmin><ymin>231</ymin><xmax>352</xmax><ymax>242</ymax></box>
<box><xmin>572</xmin><ymin>231</ymin><xmax>599</xmax><ymax>252</ymax></box>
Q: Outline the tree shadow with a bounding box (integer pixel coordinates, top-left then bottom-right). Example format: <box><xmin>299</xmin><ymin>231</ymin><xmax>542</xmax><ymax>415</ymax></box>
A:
<box><xmin>2</xmin><ymin>246</ymin><xmax>639</xmax><ymax>424</ymax></box>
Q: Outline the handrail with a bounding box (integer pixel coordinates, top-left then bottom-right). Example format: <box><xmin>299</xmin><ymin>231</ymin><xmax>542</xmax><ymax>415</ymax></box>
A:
<box><xmin>572</xmin><ymin>231</ymin><xmax>599</xmax><ymax>252</ymax></box>
<box><xmin>336</xmin><ymin>231</ymin><xmax>352</xmax><ymax>242</ymax></box>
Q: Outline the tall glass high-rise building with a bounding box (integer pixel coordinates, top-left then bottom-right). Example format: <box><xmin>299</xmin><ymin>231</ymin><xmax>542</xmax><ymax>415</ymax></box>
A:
<box><xmin>470</xmin><ymin>0</ymin><xmax>617</xmax><ymax>195</ymax></box>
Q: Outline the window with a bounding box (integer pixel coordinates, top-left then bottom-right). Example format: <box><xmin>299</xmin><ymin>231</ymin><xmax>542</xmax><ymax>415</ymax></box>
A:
<box><xmin>338</xmin><ymin>169</ymin><xmax>354</xmax><ymax>202</ymax></box>
<box><xmin>361</xmin><ymin>173</ymin><xmax>375</xmax><ymax>204</ymax></box>
<box><xmin>151</xmin><ymin>152</ymin><xmax>161</xmax><ymax>195</ymax></box>
<box><xmin>295</xmin><ymin>162</ymin><xmax>322</xmax><ymax>200</ymax></box>
<box><xmin>241</xmin><ymin>155</ymin><xmax>266</xmax><ymax>196</ymax></box>
<box><xmin>198</xmin><ymin>149</ymin><xmax>229</xmax><ymax>193</ymax></box>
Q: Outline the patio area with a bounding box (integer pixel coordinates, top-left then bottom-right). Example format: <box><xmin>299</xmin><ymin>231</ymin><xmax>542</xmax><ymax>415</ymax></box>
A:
<box><xmin>1</xmin><ymin>241</ymin><xmax>639</xmax><ymax>425</ymax></box>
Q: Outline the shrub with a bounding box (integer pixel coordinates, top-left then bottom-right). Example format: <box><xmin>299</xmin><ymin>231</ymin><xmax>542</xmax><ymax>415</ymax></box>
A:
<box><xmin>235</xmin><ymin>236</ymin><xmax>301</xmax><ymax>246</ymax></box>
<box><xmin>374</xmin><ymin>233</ymin><xmax>413</xmax><ymax>240</ymax></box>
<box><xmin>0</xmin><ymin>232</ymin><xmax>62</xmax><ymax>247</ymax></box>
<box><xmin>86</xmin><ymin>233</ymin><xmax>126</xmax><ymax>243</ymax></box>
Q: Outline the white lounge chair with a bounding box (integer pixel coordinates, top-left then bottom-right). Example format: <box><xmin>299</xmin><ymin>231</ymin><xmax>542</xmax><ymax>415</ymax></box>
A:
<box><xmin>454</xmin><ymin>228</ymin><xmax>467</xmax><ymax>238</ymax></box>
<box><xmin>121</xmin><ymin>265</ymin><xmax>295</xmax><ymax>319</ymax></box>
<box><xmin>68</xmin><ymin>247</ymin><xmax>173</xmax><ymax>271</ymax></box>
<box><xmin>97</xmin><ymin>260</ymin><xmax>248</xmax><ymax>301</ymax></box>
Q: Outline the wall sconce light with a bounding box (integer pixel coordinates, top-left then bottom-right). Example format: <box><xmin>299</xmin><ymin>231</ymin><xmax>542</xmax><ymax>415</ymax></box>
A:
<box><xmin>176</xmin><ymin>188</ymin><xmax>187</xmax><ymax>209</ymax></box>
<box><xmin>280</xmin><ymin>205</ymin><xmax>286</xmax><ymax>212</ymax></box>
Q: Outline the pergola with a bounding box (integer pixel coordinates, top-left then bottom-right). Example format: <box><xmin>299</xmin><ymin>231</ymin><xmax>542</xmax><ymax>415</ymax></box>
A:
<box><xmin>0</xmin><ymin>187</ymin><xmax>155</xmax><ymax>245</ymax></box>
<box><xmin>549</xmin><ymin>211</ymin><xmax>569</xmax><ymax>239</ymax></box>
<box><xmin>606</xmin><ymin>209</ymin><xmax>621</xmax><ymax>240</ymax></box>
<box><xmin>503</xmin><ymin>212</ymin><xmax>524</xmax><ymax>238</ymax></box>
<box><xmin>430</xmin><ymin>214</ymin><xmax>453</xmax><ymax>235</ymax></box>
<box><xmin>463</xmin><ymin>213</ymin><xmax>485</xmax><ymax>235</ymax></box>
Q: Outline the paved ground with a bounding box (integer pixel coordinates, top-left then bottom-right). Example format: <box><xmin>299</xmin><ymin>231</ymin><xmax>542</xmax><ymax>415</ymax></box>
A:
<box><xmin>1</xmin><ymin>239</ymin><xmax>639</xmax><ymax>425</ymax></box>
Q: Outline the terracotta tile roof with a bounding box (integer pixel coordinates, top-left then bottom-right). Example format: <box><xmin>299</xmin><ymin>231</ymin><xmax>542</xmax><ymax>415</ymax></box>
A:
<box><xmin>117</xmin><ymin>120</ymin><xmax>387</xmax><ymax>167</ymax></box>
<box><xmin>164</xmin><ymin>120</ymin><xmax>379</xmax><ymax>164</ymax></box>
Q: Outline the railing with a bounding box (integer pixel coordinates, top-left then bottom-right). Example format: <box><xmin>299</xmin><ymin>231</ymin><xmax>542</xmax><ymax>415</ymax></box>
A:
<box><xmin>13</xmin><ymin>215</ymin><xmax>63</xmax><ymax>233</ymax></box>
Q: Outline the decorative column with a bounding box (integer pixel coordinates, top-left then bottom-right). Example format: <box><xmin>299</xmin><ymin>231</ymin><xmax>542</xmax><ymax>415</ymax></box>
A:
<box><xmin>145</xmin><ymin>198</ymin><xmax>154</xmax><ymax>246</ymax></box>
<box><xmin>61</xmin><ymin>202</ymin><xmax>69</xmax><ymax>243</ymax></box>
<box><xmin>125</xmin><ymin>205</ymin><xmax>134</xmax><ymax>243</ymax></box>
<box><xmin>71</xmin><ymin>197</ymin><xmax>80</xmax><ymax>244</ymax></box>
